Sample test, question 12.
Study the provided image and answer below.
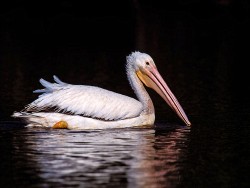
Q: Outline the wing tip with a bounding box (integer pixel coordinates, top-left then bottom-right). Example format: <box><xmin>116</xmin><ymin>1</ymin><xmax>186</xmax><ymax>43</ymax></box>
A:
<box><xmin>53</xmin><ymin>75</ymin><xmax>67</xmax><ymax>85</ymax></box>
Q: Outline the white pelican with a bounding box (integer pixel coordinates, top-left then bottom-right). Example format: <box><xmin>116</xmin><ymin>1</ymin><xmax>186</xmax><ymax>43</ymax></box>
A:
<box><xmin>12</xmin><ymin>51</ymin><xmax>191</xmax><ymax>129</ymax></box>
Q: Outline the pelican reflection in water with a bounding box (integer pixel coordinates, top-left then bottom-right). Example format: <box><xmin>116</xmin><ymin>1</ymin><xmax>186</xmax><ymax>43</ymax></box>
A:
<box><xmin>12</xmin><ymin>51</ymin><xmax>191</xmax><ymax>129</ymax></box>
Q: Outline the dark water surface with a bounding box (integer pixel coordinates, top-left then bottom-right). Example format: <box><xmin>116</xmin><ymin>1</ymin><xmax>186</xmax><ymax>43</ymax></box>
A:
<box><xmin>0</xmin><ymin>1</ymin><xmax>250</xmax><ymax>187</ymax></box>
<box><xmin>0</xmin><ymin>125</ymin><xmax>191</xmax><ymax>187</ymax></box>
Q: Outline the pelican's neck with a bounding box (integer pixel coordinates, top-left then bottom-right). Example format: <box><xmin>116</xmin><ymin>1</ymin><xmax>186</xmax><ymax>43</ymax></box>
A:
<box><xmin>126</xmin><ymin>66</ymin><xmax>154</xmax><ymax>114</ymax></box>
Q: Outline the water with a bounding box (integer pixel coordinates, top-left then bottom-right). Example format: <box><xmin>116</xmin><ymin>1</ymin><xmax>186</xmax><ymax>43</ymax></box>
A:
<box><xmin>0</xmin><ymin>125</ymin><xmax>191</xmax><ymax>187</ymax></box>
<box><xmin>1</xmin><ymin>1</ymin><xmax>250</xmax><ymax>188</ymax></box>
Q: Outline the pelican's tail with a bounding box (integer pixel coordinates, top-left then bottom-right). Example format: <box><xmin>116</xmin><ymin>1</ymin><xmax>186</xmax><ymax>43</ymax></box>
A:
<box><xmin>12</xmin><ymin>76</ymin><xmax>69</xmax><ymax>127</ymax></box>
<box><xmin>12</xmin><ymin>112</ymin><xmax>48</xmax><ymax>127</ymax></box>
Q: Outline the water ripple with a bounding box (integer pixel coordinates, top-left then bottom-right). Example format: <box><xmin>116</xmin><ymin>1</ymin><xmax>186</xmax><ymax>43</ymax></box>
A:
<box><xmin>0</xmin><ymin>124</ymin><xmax>191</xmax><ymax>187</ymax></box>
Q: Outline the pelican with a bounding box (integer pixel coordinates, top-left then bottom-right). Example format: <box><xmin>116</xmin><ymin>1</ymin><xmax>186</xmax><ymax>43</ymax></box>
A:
<box><xmin>12</xmin><ymin>51</ymin><xmax>191</xmax><ymax>129</ymax></box>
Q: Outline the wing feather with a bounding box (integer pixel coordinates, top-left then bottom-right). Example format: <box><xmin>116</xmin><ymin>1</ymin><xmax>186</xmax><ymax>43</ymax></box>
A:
<box><xmin>25</xmin><ymin>76</ymin><xmax>143</xmax><ymax>121</ymax></box>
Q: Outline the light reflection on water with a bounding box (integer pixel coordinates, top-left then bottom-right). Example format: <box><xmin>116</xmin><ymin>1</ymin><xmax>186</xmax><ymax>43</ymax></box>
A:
<box><xmin>5</xmin><ymin>125</ymin><xmax>190</xmax><ymax>187</ymax></box>
<box><xmin>1</xmin><ymin>2</ymin><xmax>249</xmax><ymax>187</ymax></box>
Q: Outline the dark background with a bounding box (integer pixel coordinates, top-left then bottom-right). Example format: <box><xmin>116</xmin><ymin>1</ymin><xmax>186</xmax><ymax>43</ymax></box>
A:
<box><xmin>1</xmin><ymin>0</ymin><xmax>249</xmax><ymax>122</ymax></box>
<box><xmin>0</xmin><ymin>1</ymin><xmax>250</xmax><ymax>187</ymax></box>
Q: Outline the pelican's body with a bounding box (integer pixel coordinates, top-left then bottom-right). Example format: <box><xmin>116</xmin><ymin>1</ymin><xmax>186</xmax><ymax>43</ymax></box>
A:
<box><xmin>12</xmin><ymin>52</ymin><xmax>191</xmax><ymax>129</ymax></box>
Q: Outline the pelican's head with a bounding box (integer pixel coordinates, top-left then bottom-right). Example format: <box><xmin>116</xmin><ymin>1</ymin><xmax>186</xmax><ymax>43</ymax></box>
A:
<box><xmin>126</xmin><ymin>51</ymin><xmax>191</xmax><ymax>126</ymax></box>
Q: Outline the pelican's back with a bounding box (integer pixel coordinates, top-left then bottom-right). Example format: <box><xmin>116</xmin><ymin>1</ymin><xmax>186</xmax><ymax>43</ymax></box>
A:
<box><xmin>24</xmin><ymin>76</ymin><xmax>143</xmax><ymax>121</ymax></box>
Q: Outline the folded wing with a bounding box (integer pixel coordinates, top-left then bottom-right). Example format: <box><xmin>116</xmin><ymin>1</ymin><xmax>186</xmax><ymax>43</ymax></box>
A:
<box><xmin>25</xmin><ymin>76</ymin><xmax>143</xmax><ymax>121</ymax></box>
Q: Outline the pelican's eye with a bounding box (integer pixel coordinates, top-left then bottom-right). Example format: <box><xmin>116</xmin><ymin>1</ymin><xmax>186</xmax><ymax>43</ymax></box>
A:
<box><xmin>146</xmin><ymin>62</ymin><xmax>150</xmax><ymax>66</ymax></box>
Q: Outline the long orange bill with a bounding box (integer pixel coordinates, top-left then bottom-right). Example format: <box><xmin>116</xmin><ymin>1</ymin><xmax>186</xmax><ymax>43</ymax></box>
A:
<box><xmin>138</xmin><ymin>67</ymin><xmax>191</xmax><ymax>126</ymax></box>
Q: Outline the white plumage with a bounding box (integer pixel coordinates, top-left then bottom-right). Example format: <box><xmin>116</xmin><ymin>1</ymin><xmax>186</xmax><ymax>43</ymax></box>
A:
<box><xmin>28</xmin><ymin>77</ymin><xmax>142</xmax><ymax>121</ymax></box>
<box><xmin>12</xmin><ymin>51</ymin><xmax>191</xmax><ymax>129</ymax></box>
